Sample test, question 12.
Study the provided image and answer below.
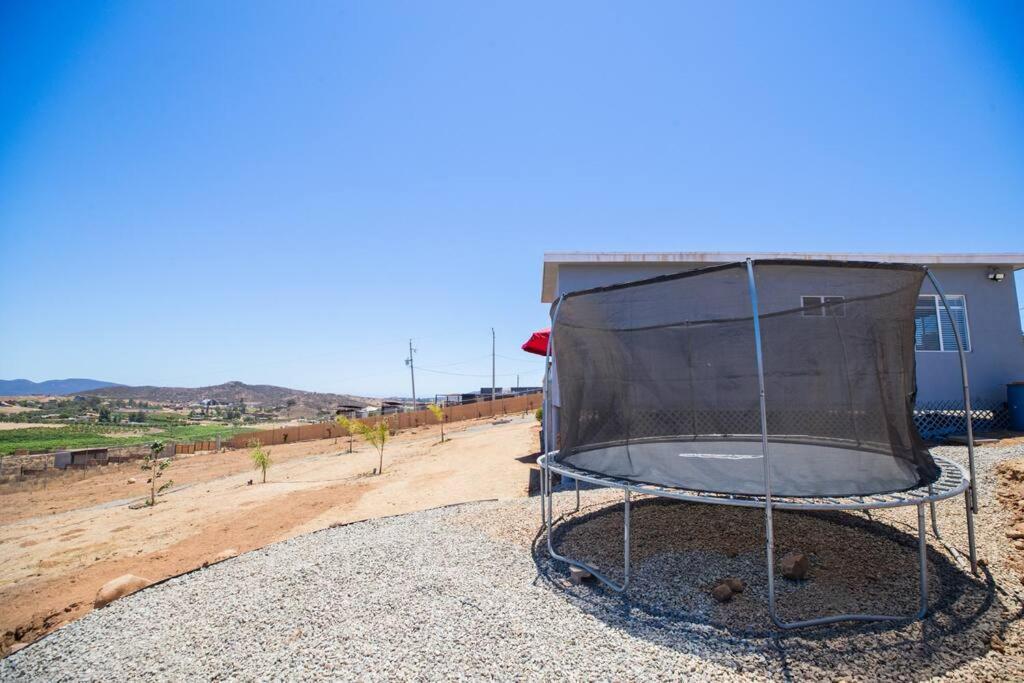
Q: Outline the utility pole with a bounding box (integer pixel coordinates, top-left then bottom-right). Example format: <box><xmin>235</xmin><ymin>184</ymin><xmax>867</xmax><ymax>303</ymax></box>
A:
<box><xmin>491</xmin><ymin>328</ymin><xmax>496</xmax><ymax>403</ymax></box>
<box><xmin>405</xmin><ymin>339</ymin><xmax>417</xmax><ymax>410</ymax></box>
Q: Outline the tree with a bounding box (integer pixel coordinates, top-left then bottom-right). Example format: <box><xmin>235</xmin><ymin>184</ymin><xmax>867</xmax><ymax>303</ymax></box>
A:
<box><xmin>335</xmin><ymin>416</ymin><xmax>356</xmax><ymax>453</ymax></box>
<box><xmin>140</xmin><ymin>441</ymin><xmax>172</xmax><ymax>506</ymax></box>
<box><xmin>426</xmin><ymin>403</ymin><xmax>446</xmax><ymax>443</ymax></box>
<box><xmin>98</xmin><ymin>405</ymin><xmax>112</xmax><ymax>423</ymax></box>
<box><xmin>249</xmin><ymin>439</ymin><xmax>272</xmax><ymax>483</ymax></box>
<box><xmin>345</xmin><ymin>418</ymin><xmax>389</xmax><ymax>474</ymax></box>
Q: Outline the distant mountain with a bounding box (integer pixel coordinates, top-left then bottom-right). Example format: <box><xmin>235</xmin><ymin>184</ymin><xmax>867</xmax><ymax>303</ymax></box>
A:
<box><xmin>0</xmin><ymin>378</ymin><xmax>122</xmax><ymax>396</ymax></box>
<box><xmin>80</xmin><ymin>380</ymin><xmax>377</xmax><ymax>413</ymax></box>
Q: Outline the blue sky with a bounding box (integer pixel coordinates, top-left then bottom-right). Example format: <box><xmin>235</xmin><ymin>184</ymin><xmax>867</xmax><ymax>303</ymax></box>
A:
<box><xmin>1</xmin><ymin>1</ymin><xmax>1022</xmax><ymax>397</ymax></box>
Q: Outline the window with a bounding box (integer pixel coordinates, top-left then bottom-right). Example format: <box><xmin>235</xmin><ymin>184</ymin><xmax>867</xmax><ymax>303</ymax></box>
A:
<box><xmin>800</xmin><ymin>295</ymin><xmax>845</xmax><ymax>317</ymax></box>
<box><xmin>914</xmin><ymin>295</ymin><xmax>970</xmax><ymax>352</ymax></box>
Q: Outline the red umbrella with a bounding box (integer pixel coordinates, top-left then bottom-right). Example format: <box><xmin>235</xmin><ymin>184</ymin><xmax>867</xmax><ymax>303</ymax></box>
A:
<box><xmin>521</xmin><ymin>328</ymin><xmax>550</xmax><ymax>356</ymax></box>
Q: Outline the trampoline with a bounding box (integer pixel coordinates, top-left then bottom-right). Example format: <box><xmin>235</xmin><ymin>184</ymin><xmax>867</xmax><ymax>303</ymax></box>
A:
<box><xmin>539</xmin><ymin>259</ymin><xmax>979</xmax><ymax>629</ymax></box>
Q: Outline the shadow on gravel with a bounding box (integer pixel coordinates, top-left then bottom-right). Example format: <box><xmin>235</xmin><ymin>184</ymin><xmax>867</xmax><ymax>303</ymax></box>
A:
<box><xmin>532</xmin><ymin>497</ymin><xmax>1016</xmax><ymax>679</ymax></box>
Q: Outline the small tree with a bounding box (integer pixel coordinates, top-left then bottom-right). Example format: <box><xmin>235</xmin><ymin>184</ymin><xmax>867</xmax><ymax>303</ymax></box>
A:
<box><xmin>335</xmin><ymin>415</ymin><xmax>355</xmax><ymax>453</ymax></box>
<box><xmin>140</xmin><ymin>441</ymin><xmax>172</xmax><ymax>506</ymax></box>
<box><xmin>426</xmin><ymin>403</ymin><xmax>446</xmax><ymax>443</ymax></box>
<box><xmin>347</xmin><ymin>419</ymin><xmax>389</xmax><ymax>474</ymax></box>
<box><xmin>249</xmin><ymin>438</ymin><xmax>272</xmax><ymax>483</ymax></box>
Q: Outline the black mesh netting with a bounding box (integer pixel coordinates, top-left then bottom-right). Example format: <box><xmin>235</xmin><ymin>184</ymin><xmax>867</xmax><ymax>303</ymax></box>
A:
<box><xmin>551</xmin><ymin>260</ymin><xmax>937</xmax><ymax>497</ymax></box>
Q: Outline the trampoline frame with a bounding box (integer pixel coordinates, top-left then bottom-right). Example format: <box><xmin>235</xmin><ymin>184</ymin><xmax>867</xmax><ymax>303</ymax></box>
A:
<box><xmin>539</xmin><ymin>258</ymin><xmax>980</xmax><ymax>629</ymax></box>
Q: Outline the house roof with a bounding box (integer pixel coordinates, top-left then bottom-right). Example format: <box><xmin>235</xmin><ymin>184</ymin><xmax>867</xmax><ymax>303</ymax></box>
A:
<box><xmin>541</xmin><ymin>251</ymin><xmax>1024</xmax><ymax>302</ymax></box>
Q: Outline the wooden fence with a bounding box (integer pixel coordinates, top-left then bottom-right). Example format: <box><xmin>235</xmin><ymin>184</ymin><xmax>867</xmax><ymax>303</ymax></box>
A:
<box><xmin>175</xmin><ymin>440</ymin><xmax>219</xmax><ymax>455</ymax></box>
<box><xmin>222</xmin><ymin>391</ymin><xmax>543</xmax><ymax>449</ymax></box>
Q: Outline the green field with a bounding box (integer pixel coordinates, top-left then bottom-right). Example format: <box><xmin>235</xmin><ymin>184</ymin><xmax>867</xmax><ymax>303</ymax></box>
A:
<box><xmin>0</xmin><ymin>423</ymin><xmax>258</xmax><ymax>456</ymax></box>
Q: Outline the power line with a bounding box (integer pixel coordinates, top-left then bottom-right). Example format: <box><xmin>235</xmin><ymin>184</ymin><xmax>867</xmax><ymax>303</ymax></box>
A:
<box><xmin>495</xmin><ymin>353</ymin><xmax>543</xmax><ymax>363</ymax></box>
<box><xmin>417</xmin><ymin>366</ymin><xmax>538</xmax><ymax>378</ymax></box>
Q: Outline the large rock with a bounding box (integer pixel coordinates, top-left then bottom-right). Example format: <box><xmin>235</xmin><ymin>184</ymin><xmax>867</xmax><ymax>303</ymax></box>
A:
<box><xmin>711</xmin><ymin>583</ymin><xmax>733</xmax><ymax>602</ymax></box>
<box><xmin>723</xmin><ymin>577</ymin><xmax>745</xmax><ymax>593</ymax></box>
<box><xmin>94</xmin><ymin>574</ymin><xmax>151</xmax><ymax>609</ymax></box>
<box><xmin>780</xmin><ymin>551</ymin><xmax>809</xmax><ymax>580</ymax></box>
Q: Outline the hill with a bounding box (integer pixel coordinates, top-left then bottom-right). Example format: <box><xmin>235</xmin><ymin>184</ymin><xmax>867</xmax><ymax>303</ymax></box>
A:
<box><xmin>0</xmin><ymin>378</ymin><xmax>121</xmax><ymax>396</ymax></box>
<box><xmin>80</xmin><ymin>381</ymin><xmax>377</xmax><ymax>413</ymax></box>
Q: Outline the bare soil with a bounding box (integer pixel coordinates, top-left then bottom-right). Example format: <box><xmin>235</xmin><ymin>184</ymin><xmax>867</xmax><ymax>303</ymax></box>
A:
<box><xmin>0</xmin><ymin>423</ymin><xmax>63</xmax><ymax>431</ymax></box>
<box><xmin>996</xmin><ymin>454</ymin><xmax>1024</xmax><ymax>581</ymax></box>
<box><xmin>0</xmin><ymin>415</ymin><xmax>540</xmax><ymax>653</ymax></box>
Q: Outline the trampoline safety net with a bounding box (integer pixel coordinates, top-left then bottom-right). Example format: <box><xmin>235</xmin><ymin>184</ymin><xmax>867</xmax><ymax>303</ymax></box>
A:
<box><xmin>551</xmin><ymin>260</ymin><xmax>938</xmax><ymax>497</ymax></box>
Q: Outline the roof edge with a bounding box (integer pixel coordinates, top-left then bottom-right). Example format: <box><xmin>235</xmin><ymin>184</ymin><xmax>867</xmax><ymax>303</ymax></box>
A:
<box><xmin>541</xmin><ymin>251</ymin><xmax>1024</xmax><ymax>302</ymax></box>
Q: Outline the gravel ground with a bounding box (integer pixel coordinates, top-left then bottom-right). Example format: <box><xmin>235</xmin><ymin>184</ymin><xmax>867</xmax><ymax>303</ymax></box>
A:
<box><xmin>3</xmin><ymin>442</ymin><xmax>1024</xmax><ymax>681</ymax></box>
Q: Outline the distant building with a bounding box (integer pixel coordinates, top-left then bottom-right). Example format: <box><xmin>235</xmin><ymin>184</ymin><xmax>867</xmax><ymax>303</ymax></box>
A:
<box><xmin>334</xmin><ymin>404</ymin><xmax>365</xmax><ymax>418</ymax></box>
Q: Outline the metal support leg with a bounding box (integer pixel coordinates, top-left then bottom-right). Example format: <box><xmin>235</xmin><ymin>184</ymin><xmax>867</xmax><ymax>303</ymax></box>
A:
<box><xmin>545</xmin><ymin>462</ymin><xmax>631</xmax><ymax>593</ymax></box>
<box><xmin>623</xmin><ymin>490</ymin><xmax>631</xmax><ymax>587</ymax></box>
<box><xmin>928</xmin><ymin>484</ymin><xmax>941</xmax><ymax>538</ymax></box>
<box><xmin>539</xmin><ymin>461</ymin><xmax>547</xmax><ymax>527</ymax></box>
<box><xmin>574</xmin><ymin>478</ymin><xmax>581</xmax><ymax>513</ymax></box>
<box><xmin>917</xmin><ymin>504</ymin><xmax>929</xmax><ymax>618</ymax></box>
<box><xmin>965</xmin><ymin>488</ymin><xmax>978</xmax><ymax>575</ymax></box>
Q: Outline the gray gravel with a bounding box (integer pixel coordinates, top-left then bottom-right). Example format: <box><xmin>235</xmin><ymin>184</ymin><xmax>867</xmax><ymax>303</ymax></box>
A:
<box><xmin>4</xmin><ymin>442</ymin><xmax>1024</xmax><ymax>681</ymax></box>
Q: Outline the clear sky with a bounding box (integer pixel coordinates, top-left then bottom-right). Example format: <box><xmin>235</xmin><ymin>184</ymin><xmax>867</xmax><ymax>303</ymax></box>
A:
<box><xmin>1</xmin><ymin>1</ymin><xmax>1022</xmax><ymax>398</ymax></box>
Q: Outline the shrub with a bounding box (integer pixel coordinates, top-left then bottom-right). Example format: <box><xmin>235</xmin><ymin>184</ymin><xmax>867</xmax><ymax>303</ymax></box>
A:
<box><xmin>249</xmin><ymin>439</ymin><xmax>272</xmax><ymax>483</ymax></box>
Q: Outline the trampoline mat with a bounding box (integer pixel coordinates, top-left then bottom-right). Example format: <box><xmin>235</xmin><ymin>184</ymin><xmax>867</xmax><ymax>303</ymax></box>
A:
<box><xmin>556</xmin><ymin>439</ymin><xmax>924</xmax><ymax>498</ymax></box>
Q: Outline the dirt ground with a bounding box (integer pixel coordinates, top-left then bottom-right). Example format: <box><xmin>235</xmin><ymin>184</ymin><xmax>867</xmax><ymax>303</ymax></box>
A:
<box><xmin>0</xmin><ymin>415</ymin><xmax>540</xmax><ymax>653</ymax></box>
<box><xmin>996</xmin><ymin>449</ymin><xmax>1024</xmax><ymax>582</ymax></box>
<box><xmin>0</xmin><ymin>423</ymin><xmax>63</xmax><ymax>431</ymax></box>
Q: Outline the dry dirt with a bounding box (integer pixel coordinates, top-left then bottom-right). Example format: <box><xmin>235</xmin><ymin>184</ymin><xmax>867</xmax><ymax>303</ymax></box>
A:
<box><xmin>0</xmin><ymin>406</ymin><xmax>38</xmax><ymax>415</ymax></box>
<box><xmin>0</xmin><ymin>423</ymin><xmax>63</xmax><ymax>431</ymax></box>
<box><xmin>996</xmin><ymin>453</ymin><xmax>1024</xmax><ymax>581</ymax></box>
<box><xmin>0</xmin><ymin>415</ymin><xmax>540</xmax><ymax>653</ymax></box>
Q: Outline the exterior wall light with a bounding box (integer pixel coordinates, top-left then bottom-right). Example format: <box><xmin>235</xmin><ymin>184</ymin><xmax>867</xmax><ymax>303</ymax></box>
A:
<box><xmin>987</xmin><ymin>269</ymin><xmax>1004</xmax><ymax>282</ymax></box>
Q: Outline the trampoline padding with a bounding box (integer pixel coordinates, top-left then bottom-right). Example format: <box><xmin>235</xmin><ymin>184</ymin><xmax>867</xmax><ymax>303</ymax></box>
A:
<box><xmin>557</xmin><ymin>440</ymin><xmax>922</xmax><ymax>497</ymax></box>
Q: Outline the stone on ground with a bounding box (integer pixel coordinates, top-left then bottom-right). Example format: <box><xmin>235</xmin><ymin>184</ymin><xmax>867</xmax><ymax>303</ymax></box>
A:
<box><xmin>711</xmin><ymin>583</ymin><xmax>733</xmax><ymax>602</ymax></box>
<box><xmin>723</xmin><ymin>577</ymin><xmax>745</xmax><ymax>593</ymax></box>
<box><xmin>780</xmin><ymin>551</ymin><xmax>809</xmax><ymax>580</ymax></box>
<box><xmin>94</xmin><ymin>574</ymin><xmax>152</xmax><ymax>609</ymax></box>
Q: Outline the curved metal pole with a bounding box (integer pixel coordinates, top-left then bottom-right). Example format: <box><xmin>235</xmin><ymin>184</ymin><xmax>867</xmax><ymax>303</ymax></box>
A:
<box><xmin>745</xmin><ymin>260</ymin><xmax>781</xmax><ymax>624</ymax></box>
<box><xmin>924</xmin><ymin>268</ymin><xmax>977</xmax><ymax>513</ymax></box>
<box><xmin>541</xmin><ymin>295</ymin><xmax>630</xmax><ymax>592</ymax></box>
<box><xmin>541</xmin><ymin>296</ymin><xmax>565</xmax><ymax>526</ymax></box>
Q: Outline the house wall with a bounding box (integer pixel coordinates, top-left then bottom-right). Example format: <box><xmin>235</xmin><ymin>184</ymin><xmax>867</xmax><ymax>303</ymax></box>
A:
<box><xmin>918</xmin><ymin>267</ymin><xmax>1024</xmax><ymax>403</ymax></box>
<box><xmin>554</xmin><ymin>263</ymin><xmax>1024</xmax><ymax>404</ymax></box>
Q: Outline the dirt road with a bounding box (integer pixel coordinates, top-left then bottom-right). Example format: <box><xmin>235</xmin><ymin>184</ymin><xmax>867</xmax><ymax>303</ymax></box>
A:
<box><xmin>0</xmin><ymin>415</ymin><xmax>540</xmax><ymax>652</ymax></box>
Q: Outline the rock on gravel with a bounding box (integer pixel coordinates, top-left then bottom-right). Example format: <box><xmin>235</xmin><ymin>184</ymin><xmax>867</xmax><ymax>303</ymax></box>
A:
<box><xmin>711</xmin><ymin>583</ymin><xmax>734</xmax><ymax>602</ymax></box>
<box><xmin>93</xmin><ymin>574</ymin><xmax>151</xmax><ymax>609</ymax></box>
<box><xmin>723</xmin><ymin>577</ymin><xmax>745</xmax><ymax>593</ymax></box>
<box><xmin>779</xmin><ymin>551</ymin><xmax>808</xmax><ymax>580</ymax></box>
